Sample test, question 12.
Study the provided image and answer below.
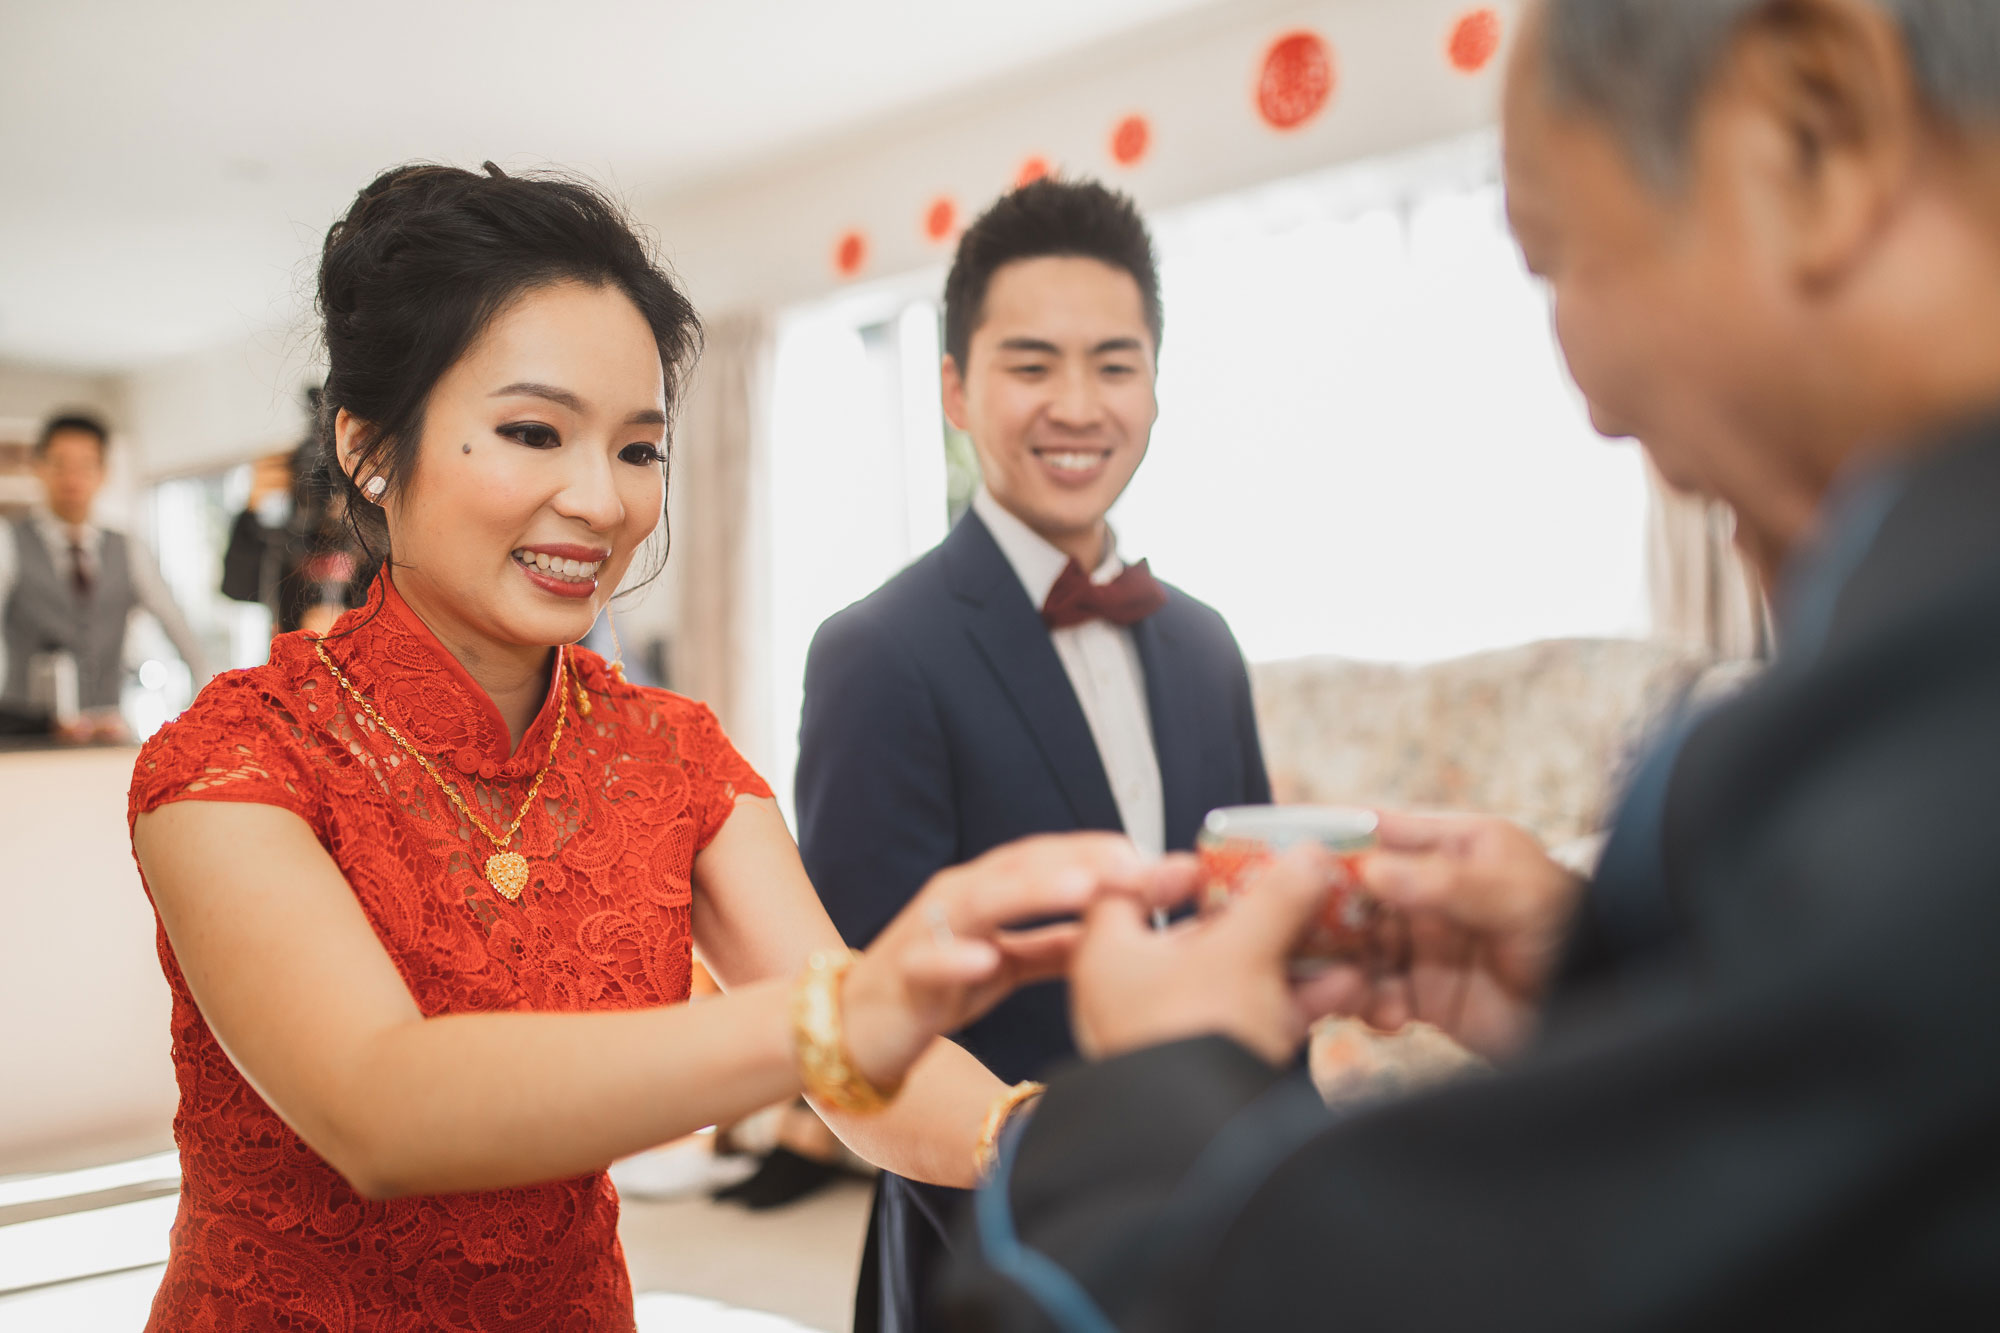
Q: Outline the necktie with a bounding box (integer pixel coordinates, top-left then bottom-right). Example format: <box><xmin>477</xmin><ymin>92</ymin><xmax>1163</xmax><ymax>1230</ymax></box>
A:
<box><xmin>1041</xmin><ymin>558</ymin><xmax>1167</xmax><ymax>630</ymax></box>
<box><xmin>70</xmin><ymin>539</ymin><xmax>92</xmax><ymax>601</ymax></box>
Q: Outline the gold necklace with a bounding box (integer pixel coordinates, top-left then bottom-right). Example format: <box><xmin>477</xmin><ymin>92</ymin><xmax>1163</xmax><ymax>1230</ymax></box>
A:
<box><xmin>312</xmin><ymin>636</ymin><xmax>570</xmax><ymax>901</ymax></box>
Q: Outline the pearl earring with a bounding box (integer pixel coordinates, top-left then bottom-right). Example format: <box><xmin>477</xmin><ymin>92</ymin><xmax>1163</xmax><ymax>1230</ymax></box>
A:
<box><xmin>363</xmin><ymin>476</ymin><xmax>387</xmax><ymax>502</ymax></box>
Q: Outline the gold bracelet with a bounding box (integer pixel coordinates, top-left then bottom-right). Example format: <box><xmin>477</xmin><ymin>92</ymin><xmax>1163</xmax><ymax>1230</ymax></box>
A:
<box><xmin>792</xmin><ymin>950</ymin><xmax>904</xmax><ymax>1114</ymax></box>
<box><xmin>975</xmin><ymin>1080</ymin><xmax>1046</xmax><ymax>1179</ymax></box>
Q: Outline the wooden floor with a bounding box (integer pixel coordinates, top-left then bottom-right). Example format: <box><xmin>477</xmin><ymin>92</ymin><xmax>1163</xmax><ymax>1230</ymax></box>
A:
<box><xmin>625</xmin><ymin>1176</ymin><xmax>873</xmax><ymax>1331</ymax></box>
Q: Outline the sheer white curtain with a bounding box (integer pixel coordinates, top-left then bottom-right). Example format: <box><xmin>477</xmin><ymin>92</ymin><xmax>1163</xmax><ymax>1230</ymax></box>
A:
<box><xmin>1118</xmin><ymin>133</ymin><xmax>1651</xmax><ymax>665</ymax></box>
<box><xmin>666</xmin><ymin>311</ymin><xmax>774</xmax><ymax>765</ymax></box>
<box><xmin>763</xmin><ymin>289</ymin><xmax>949</xmax><ymax>817</ymax></box>
<box><xmin>1646</xmin><ymin>467</ymin><xmax>1773</xmax><ymax>660</ymax></box>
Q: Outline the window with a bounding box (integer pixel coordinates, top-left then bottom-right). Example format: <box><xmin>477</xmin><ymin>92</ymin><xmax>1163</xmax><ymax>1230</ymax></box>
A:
<box><xmin>1120</xmin><ymin>131</ymin><xmax>1648</xmax><ymax>665</ymax></box>
<box><xmin>765</xmin><ymin>289</ymin><xmax>951</xmax><ymax>820</ymax></box>
<box><xmin>763</xmin><ymin>132</ymin><xmax>1650</xmax><ymax>804</ymax></box>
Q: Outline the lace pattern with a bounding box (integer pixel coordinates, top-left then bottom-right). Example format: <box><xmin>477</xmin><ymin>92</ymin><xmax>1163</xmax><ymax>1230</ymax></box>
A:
<box><xmin>128</xmin><ymin>574</ymin><xmax>771</xmax><ymax>1331</ymax></box>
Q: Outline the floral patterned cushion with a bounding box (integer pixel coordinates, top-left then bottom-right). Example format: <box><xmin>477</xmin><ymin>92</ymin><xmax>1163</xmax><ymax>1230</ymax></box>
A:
<box><xmin>1250</xmin><ymin>638</ymin><xmax>1741</xmax><ymax>848</ymax></box>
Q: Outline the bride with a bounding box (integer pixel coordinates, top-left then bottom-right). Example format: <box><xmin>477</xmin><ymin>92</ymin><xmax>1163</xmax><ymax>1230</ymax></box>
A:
<box><xmin>128</xmin><ymin>161</ymin><xmax>1155</xmax><ymax>1330</ymax></box>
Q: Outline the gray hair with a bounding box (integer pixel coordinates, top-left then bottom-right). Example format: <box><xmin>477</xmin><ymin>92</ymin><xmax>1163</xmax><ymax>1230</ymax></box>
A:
<box><xmin>1539</xmin><ymin>0</ymin><xmax>2000</xmax><ymax>184</ymax></box>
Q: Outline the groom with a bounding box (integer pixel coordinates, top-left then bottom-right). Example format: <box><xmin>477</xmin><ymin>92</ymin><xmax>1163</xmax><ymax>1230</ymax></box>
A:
<box><xmin>796</xmin><ymin>177</ymin><xmax>1270</xmax><ymax>1331</ymax></box>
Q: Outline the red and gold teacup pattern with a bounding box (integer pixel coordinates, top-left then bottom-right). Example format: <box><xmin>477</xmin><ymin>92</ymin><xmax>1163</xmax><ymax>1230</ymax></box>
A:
<box><xmin>1196</xmin><ymin>805</ymin><xmax>1380</xmax><ymax>958</ymax></box>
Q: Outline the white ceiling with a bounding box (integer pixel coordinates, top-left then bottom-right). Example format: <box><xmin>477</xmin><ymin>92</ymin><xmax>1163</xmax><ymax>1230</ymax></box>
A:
<box><xmin>0</xmin><ymin>0</ymin><xmax>1222</xmax><ymax>372</ymax></box>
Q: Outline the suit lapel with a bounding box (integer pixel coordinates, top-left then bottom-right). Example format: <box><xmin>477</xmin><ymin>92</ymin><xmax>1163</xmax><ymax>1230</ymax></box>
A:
<box><xmin>1132</xmin><ymin>612</ymin><xmax>1206</xmax><ymax>850</ymax></box>
<box><xmin>945</xmin><ymin>514</ymin><xmax>1124</xmax><ymax>832</ymax></box>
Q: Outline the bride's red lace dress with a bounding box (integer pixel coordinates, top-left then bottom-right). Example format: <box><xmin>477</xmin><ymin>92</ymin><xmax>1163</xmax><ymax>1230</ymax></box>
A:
<box><xmin>127</xmin><ymin>573</ymin><xmax>771</xmax><ymax>1332</ymax></box>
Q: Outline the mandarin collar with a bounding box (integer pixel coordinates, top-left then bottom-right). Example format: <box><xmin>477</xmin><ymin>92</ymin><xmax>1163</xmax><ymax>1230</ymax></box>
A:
<box><xmin>313</xmin><ymin>570</ymin><xmax>573</xmax><ymax>779</ymax></box>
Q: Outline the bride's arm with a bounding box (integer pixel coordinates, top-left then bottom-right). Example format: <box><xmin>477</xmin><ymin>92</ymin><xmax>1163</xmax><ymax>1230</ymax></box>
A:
<box><xmin>692</xmin><ymin>797</ymin><xmax>1052</xmax><ymax>1188</ymax></box>
<box><xmin>135</xmin><ymin>798</ymin><xmax>1127</xmax><ymax>1200</ymax></box>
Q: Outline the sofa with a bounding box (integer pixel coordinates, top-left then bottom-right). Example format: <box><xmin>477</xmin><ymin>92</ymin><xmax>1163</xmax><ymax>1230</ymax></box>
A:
<box><xmin>1250</xmin><ymin>636</ymin><xmax>1756</xmax><ymax>853</ymax></box>
<box><xmin>1251</xmin><ymin>635</ymin><xmax>1760</xmax><ymax>1093</ymax></box>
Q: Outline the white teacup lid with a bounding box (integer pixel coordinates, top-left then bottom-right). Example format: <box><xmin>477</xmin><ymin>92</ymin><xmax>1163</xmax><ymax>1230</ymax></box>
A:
<box><xmin>1200</xmin><ymin>804</ymin><xmax>1379</xmax><ymax>852</ymax></box>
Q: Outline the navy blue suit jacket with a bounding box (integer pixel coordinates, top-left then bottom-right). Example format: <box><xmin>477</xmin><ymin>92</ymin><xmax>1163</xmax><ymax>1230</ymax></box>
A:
<box><xmin>797</xmin><ymin>509</ymin><xmax>1272</xmax><ymax>1084</ymax></box>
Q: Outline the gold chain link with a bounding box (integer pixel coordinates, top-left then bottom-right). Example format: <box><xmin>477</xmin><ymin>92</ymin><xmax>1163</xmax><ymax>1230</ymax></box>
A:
<box><xmin>311</xmin><ymin>636</ymin><xmax>569</xmax><ymax>853</ymax></box>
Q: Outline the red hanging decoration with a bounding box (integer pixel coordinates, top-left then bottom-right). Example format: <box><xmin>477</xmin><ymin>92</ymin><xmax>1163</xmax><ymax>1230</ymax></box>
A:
<box><xmin>1256</xmin><ymin>30</ymin><xmax>1336</xmax><ymax>131</ymax></box>
<box><xmin>1110</xmin><ymin>114</ymin><xmax>1151</xmax><ymax>167</ymax></box>
<box><xmin>834</xmin><ymin>230</ymin><xmax>868</xmax><ymax>279</ymax></box>
<box><xmin>924</xmin><ymin>196</ymin><xmax>958</xmax><ymax>244</ymax></box>
<box><xmin>1448</xmin><ymin>8</ymin><xmax>1504</xmax><ymax>74</ymax></box>
<box><xmin>1015</xmin><ymin>155</ymin><xmax>1052</xmax><ymax>188</ymax></box>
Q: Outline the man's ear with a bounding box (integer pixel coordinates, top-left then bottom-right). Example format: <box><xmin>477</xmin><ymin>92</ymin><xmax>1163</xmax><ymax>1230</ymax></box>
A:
<box><xmin>1728</xmin><ymin>0</ymin><xmax>1919</xmax><ymax>290</ymax></box>
<box><xmin>940</xmin><ymin>354</ymin><xmax>971</xmax><ymax>432</ymax></box>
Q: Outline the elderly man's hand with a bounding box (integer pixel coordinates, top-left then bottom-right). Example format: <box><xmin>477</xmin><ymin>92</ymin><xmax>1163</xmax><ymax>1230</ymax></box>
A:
<box><xmin>1338</xmin><ymin>812</ymin><xmax>1585</xmax><ymax>1061</ymax></box>
<box><xmin>1069</xmin><ymin>848</ymin><xmax>1360</xmax><ymax>1066</ymax></box>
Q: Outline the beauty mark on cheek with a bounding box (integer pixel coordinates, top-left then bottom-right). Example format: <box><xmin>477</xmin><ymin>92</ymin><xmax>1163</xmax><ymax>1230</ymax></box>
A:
<box><xmin>462</xmin><ymin>443</ymin><xmax>472</xmax><ymax>454</ymax></box>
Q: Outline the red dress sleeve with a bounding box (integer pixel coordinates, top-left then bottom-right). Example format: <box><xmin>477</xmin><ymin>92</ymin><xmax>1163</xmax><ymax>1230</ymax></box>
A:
<box><xmin>678</xmin><ymin>699</ymin><xmax>773</xmax><ymax>851</ymax></box>
<box><xmin>129</xmin><ymin>669</ymin><xmax>324</xmax><ymax>831</ymax></box>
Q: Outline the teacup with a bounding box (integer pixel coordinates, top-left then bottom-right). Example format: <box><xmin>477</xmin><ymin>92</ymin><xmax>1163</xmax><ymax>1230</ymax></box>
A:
<box><xmin>1196</xmin><ymin>805</ymin><xmax>1380</xmax><ymax>957</ymax></box>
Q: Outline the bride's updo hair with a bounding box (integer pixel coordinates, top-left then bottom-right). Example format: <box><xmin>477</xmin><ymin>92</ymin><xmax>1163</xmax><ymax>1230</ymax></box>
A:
<box><xmin>315</xmin><ymin>162</ymin><xmax>699</xmax><ymax>559</ymax></box>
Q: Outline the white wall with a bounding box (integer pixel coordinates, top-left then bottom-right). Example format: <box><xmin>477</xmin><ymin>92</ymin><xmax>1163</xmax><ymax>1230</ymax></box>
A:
<box><xmin>120</xmin><ymin>330</ymin><xmax>321</xmax><ymax>478</ymax></box>
<box><xmin>5</xmin><ymin>333</ymin><xmax>316</xmax><ymax>485</ymax></box>
<box><xmin>639</xmin><ymin>0</ymin><xmax>1517</xmax><ymax>319</ymax></box>
<box><xmin>79</xmin><ymin>0</ymin><xmax>1519</xmax><ymax>483</ymax></box>
<box><xmin>0</xmin><ymin>360</ymin><xmax>143</xmax><ymax>526</ymax></box>
<box><xmin>0</xmin><ymin>362</ymin><xmax>123</xmax><ymax>427</ymax></box>
<box><xmin>0</xmin><ymin>748</ymin><xmax>178</xmax><ymax>1177</ymax></box>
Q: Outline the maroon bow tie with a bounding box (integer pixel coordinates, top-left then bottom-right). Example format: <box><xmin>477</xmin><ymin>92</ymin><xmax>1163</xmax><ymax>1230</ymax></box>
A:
<box><xmin>1042</xmin><ymin>558</ymin><xmax>1167</xmax><ymax>630</ymax></box>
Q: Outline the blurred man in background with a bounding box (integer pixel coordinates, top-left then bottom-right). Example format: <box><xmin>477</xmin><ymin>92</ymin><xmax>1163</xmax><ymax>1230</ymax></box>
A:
<box><xmin>948</xmin><ymin>1</ymin><xmax>2000</xmax><ymax>1327</ymax></box>
<box><xmin>0</xmin><ymin>413</ymin><xmax>209</xmax><ymax>739</ymax></box>
<box><xmin>221</xmin><ymin>389</ymin><xmax>363</xmax><ymax>639</ymax></box>
<box><xmin>799</xmin><ymin>178</ymin><xmax>1270</xmax><ymax>1331</ymax></box>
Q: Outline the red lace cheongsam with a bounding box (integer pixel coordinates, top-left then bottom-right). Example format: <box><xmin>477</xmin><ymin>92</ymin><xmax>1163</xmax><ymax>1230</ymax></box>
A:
<box><xmin>127</xmin><ymin>573</ymin><xmax>771</xmax><ymax>1332</ymax></box>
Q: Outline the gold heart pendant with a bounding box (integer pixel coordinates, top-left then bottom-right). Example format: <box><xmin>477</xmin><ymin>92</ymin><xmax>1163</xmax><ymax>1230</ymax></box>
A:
<box><xmin>485</xmin><ymin>851</ymin><xmax>530</xmax><ymax>901</ymax></box>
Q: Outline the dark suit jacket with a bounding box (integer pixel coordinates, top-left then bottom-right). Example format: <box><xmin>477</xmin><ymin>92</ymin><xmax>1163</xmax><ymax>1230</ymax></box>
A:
<box><xmin>943</xmin><ymin>419</ymin><xmax>2000</xmax><ymax>1332</ymax></box>
<box><xmin>798</xmin><ymin>509</ymin><xmax>1271</xmax><ymax>1081</ymax></box>
<box><xmin>797</xmin><ymin>509</ymin><xmax>1270</xmax><ymax>1331</ymax></box>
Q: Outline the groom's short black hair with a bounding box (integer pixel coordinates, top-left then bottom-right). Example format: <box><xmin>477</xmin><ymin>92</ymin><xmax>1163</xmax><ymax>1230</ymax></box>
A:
<box><xmin>943</xmin><ymin>177</ymin><xmax>1163</xmax><ymax>369</ymax></box>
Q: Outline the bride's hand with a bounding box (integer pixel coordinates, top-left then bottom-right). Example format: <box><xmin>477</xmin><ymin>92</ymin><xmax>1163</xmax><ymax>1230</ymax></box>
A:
<box><xmin>838</xmin><ymin>833</ymin><xmax>1161</xmax><ymax>1089</ymax></box>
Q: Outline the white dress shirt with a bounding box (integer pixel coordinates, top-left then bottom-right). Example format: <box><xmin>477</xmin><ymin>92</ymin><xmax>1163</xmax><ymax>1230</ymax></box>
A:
<box><xmin>972</xmin><ymin>486</ymin><xmax>1166</xmax><ymax>857</ymax></box>
<box><xmin>0</xmin><ymin>505</ymin><xmax>213</xmax><ymax>697</ymax></box>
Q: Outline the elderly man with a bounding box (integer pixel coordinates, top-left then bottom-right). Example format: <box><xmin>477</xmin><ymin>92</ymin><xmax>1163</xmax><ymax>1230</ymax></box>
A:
<box><xmin>945</xmin><ymin>1</ymin><xmax>2000</xmax><ymax>1328</ymax></box>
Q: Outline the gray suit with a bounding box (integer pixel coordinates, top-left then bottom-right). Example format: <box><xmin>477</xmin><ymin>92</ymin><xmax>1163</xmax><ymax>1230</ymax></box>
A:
<box><xmin>2</xmin><ymin>513</ymin><xmax>208</xmax><ymax>712</ymax></box>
